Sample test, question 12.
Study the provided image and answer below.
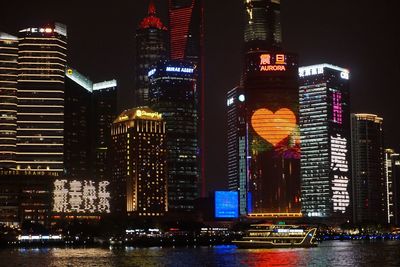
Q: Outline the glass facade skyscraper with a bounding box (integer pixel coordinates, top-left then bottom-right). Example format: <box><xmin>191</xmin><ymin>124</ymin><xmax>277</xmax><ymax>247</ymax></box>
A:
<box><xmin>149</xmin><ymin>60</ymin><xmax>199</xmax><ymax>212</ymax></box>
<box><xmin>16</xmin><ymin>23</ymin><xmax>67</xmax><ymax>173</ymax></box>
<box><xmin>244</xmin><ymin>0</ymin><xmax>282</xmax><ymax>52</ymax></box>
<box><xmin>226</xmin><ymin>86</ymin><xmax>247</xmax><ymax>215</ymax></box>
<box><xmin>64</xmin><ymin>67</ymin><xmax>93</xmax><ymax>178</ymax></box>
<box><xmin>92</xmin><ymin>80</ymin><xmax>118</xmax><ymax>181</ymax></box>
<box><xmin>169</xmin><ymin>0</ymin><xmax>205</xmax><ymax>197</ymax></box>
<box><xmin>299</xmin><ymin>64</ymin><xmax>351</xmax><ymax>219</ymax></box>
<box><xmin>0</xmin><ymin>32</ymin><xmax>18</xmax><ymax>169</ymax></box>
<box><xmin>135</xmin><ymin>1</ymin><xmax>168</xmax><ymax>106</ymax></box>
<box><xmin>351</xmin><ymin>113</ymin><xmax>386</xmax><ymax>224</ymax></box>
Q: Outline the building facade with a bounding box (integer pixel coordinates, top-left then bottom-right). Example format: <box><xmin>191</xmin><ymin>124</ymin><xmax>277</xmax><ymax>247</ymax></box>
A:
<box><xmin>110</xmin><ymin>107</ymin><xmax>167</xmax><ymax>216</ymax></box>
<box><xmin>244</xmin><ymin>51</ymin><xmax>301</xmax><ymax>215</ymax></box>
<box><xmin>64</xmin><ymin>67</ymin><xmax>93</xmax><ymax>178</ymax></box>
<box><xmin>16</xmin><ymin>23</ymin><xmax>67</xmax><ymax>173</ymax></box>
<box><xmin>149</xmin><ymin>60</ymin><xmax>199</xmax><ymax>212</ymax></box>
<box><xmin>0</xmin><ymin>32</ymin><xmax>18</xmax><ymax>169</ymax></box>
<box><xmin>299</xmin><ymin>64</ymin><xmax>351</xmax><ymax>219</ymax></box>
<box><xmin>135</xmin><ymin>1</ymin><xmax>168</xmax><ymax>106</ymax></box>
<box><xmin>226</xmin><ymin>86</ymin><xmax>247</xmax><ymax>215</ymax></box>
<box><xmin>244</xmin><ymin>0</ymin><xmax>282</xmax><ymax>52</ymax></box>
<box><xmin>384</xmin><ymin>149</ymin><xmax>400</xmax><ymax>224</ymax></box>
<box><xmin>0</xmin><ymin>170</ymin><xmax>56</xmax><ymax>227</ymax></box>
<box><xmin>169</xmin><ymin>0</ymin><xmax>205</xmax><ymax>197</ymax></box>
<box><xmin>351</xmin><ymin>114</ymin><xmax>386</xmax><ymax>224</ymax></box>
<box><xmin>92</xmin><ymin>80</ymin><xmax>118</xmax><ymax>181</ymax></box>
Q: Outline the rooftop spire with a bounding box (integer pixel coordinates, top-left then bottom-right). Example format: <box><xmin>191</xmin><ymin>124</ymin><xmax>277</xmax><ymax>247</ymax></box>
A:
<box><xmin>148</xmin><ymin>0</ymin><xmax>156</xmax><ymax>16</ymax></box>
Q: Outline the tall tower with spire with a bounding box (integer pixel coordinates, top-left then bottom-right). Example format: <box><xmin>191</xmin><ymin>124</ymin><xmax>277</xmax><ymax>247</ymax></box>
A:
<box><xmin>244</xmin><ymin>0</ymin><xmax>282</xmax><ymax>52</ymax></box>
<box><xmin>135</xmin><ymin>1</ymin><xmax>168</xmax><ymax>106</ymax></box>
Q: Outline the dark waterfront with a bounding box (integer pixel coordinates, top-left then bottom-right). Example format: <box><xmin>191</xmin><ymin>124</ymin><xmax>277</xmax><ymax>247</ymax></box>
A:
<box><xmin>1</xmin><ymin>241</ymin><xmax>400</xmax><ymax>267</ymax></box>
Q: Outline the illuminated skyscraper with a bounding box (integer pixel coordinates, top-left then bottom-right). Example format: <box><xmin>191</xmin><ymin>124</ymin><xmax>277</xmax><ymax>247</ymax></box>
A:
<box><xmin>226</xmin><ymin>86</ymin><xmax>247</xmax><ymax>215</ymax></box>
<box><xmin>244</xmin><ymin>51</ymin><xmax>301</xmax><ymax>215</ymax></box>
<box><xmin>135</xmin><ymin>1</ymin><xmax>168</xmax><ymax>106</ymax></box>
<box><xmin>299</xmin><ymin>64</ymin><xmax>351</xmax><ymax>219</ymax></box>
<box><xmin>92</xmin><ymin>80</ymin><xmax>118</xmax><ymax>181</ymax></box>
<box><xmin>64</xmin><ymin>67</ymin><xmax>93</xmax><ymax>178</ymax></box>
<box><xmin>351</xmin><ymin>113</ymin><xmax>386</xmax><ymax>224</ymax></box>
<box><xmin>390</xmin><ymin>153</ymin><xmax>400</xmax><ymax>225</ymax></box>
<box><xmin>227</xmin><ymin>1</ymin><xmax>300</xmax><ymax>217</ymax></box>
<box><xmin>110</xmin><ymin>107</ymin><xmax>167</xmax><ymax>216</ymax></box>
<box><xmin>169</xmin><ymin>0</ymin><xmax>205</xmax><ymax>196</ymax></box>
<box><xmin>16</xmin><ymin>23</ymin><xmax>67</xmax><ymax>173</ymax></box>
<box><xmin>244</xmin><ymin>0</ymin><xmax>282</xmax><ymax>52</ymax></box>
<box><xmin>0</xmin><ymin>32</ymin><xmax>18</xmax><ymax>169</ymax></box>
<box><xmin>384</xmin><ymin>149</ymin><xmax>400</xmax><ymax>224</ymax></box>
<box><xmin>149</xmin><ymin>60</ymin><xmax>199</xmax><ymax>212</ymax></box>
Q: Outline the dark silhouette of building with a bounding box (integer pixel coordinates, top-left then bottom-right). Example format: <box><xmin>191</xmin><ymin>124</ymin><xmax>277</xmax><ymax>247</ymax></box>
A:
<box><xmin>92</xmin><ymin>80</ymin><xmax>118</xmax><ymax>181</ymax></box>
<box><xmin>0</xmin><ymin>32</ymin><xmax>18</xmax><ymax>169</ymax></box>
<box><xmin>135</xmin><ymin>1</ymin><xmax>168</xmax><ymax>106</ymax></box>
<box><xmin>110</xmin><ymin>107</ymin><xmax>167</xmax><ymax>216</ymax></box>
<box><xmin>299</xmin><ymin>64</ymin><xmax>351</xmax><ymax>220</ymax></box>
<box><xmin>64</xmin><ymin>67</ymin><xmax>93</xmax><ymax>178</ymax></box>
<box><xmin>149</xmin><ymin>60</ymin><xmax>199</xmax><ymax>212</ymax></box>
<box><xmin>351</xmin><ymin>114</ymin><xmax>386</xmax><ymax>224</ymax></box>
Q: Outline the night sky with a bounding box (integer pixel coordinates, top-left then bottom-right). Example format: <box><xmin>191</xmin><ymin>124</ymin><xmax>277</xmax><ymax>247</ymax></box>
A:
<box><xmin>1</xmin><ymin>0</ymin><xmax>400</xmax><ymax>193</ymax></box>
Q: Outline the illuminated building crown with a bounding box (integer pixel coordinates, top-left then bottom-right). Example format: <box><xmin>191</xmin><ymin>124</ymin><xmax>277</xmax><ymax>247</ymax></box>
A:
<box><xmin>139</xmin><ymin>1</ymin><xmax>167</xmax><ymax>30</ymax></box>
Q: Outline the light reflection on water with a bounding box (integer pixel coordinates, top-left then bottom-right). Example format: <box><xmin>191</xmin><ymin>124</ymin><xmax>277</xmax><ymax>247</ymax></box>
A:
<box><xmin>1</xmin><ymin>241</ymin><xmax>400</xmax><ymax>267</ymax></box>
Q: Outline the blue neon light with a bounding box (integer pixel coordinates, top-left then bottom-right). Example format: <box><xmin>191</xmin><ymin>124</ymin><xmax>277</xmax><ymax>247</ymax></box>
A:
<box><xmin>166</xmin><ymin>66</ymin><xmax>194</xmax><ymax>74</ymax></box>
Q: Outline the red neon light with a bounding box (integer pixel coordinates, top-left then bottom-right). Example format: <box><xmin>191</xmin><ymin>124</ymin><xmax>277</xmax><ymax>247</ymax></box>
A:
<box><xmin>169</xmin><ymin>0</ymin><xmax>195</xmax><ymax>59</ymax></box>
<box><xmin>139</xmin><ymin>1</ymin><xmax>167</xmax><ymax>30</ymax></box>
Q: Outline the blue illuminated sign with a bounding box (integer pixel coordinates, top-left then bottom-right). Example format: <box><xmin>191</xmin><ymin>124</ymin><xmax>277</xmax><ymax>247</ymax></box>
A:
<box><xmin>148</xmin><ymin>69</ymin><xmax>156</xmax><ymax>77</ymax></box>
<box><xmin>215</xmin><ymin>191</ymin><xmax>239</xmax><ymax>219</ymax></box>
<box><xmin>166</xmin><ymin>66</ymin><xmax>194</xmax><ymax>74</ymax></box>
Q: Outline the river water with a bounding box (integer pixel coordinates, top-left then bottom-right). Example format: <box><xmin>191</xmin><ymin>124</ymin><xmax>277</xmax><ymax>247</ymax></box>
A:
<box><xmin>0</xmin><ymin>240</ymin><xmax>399</xmax><ymax>266</ymax></box>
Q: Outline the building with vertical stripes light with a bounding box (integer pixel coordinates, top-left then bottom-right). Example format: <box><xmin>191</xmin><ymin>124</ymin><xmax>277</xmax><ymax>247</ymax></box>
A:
<box><xmin>16</xmin><ymin>23</ymin><xmax>67</xmax><ymax>173</ymax></box>
<box><xmin>110</xmin><ymin>107</ymin><xmax>167</xmax><ymax>216</ymax></box>
<box><xmin>226</xmin><ymin>86</ymin><xmax>247</xmax><ymax>215</ymax></box>
<box><xmin>0</xmin><ymin>32</ymin><xmax>18</xmax><ymax>169</ymax></box>
<box><xmin>299</xmin><ymin>64</ymin><xmax>351</xmax><ymax>220</ymax></box>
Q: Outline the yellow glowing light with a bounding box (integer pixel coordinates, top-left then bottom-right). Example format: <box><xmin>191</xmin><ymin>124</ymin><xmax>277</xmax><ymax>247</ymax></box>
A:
<box><xmin>275</xmin><ymin>54</ymin><xmax>286</xmax><ymax>65</ymax></box>
<box><xmin>251</xmin><ymin>108</ymin><xmax>296</xmax><ymax>146</ymax></box>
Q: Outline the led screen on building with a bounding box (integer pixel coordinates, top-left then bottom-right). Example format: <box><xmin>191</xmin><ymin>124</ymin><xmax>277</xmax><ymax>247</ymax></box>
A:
<box><xmin>215</xmin><ymin>191</ymin><xmax>239</xmax><ymax>218</ymax></box>
<box><xmin>53</xmin><ymin>179</ymin><xmax>111</xmax><ymax>214</ymax></box>
<box><xmin>245</xmin><ymin>51</ymin><xmax>301</xmax><ymax>214</ymax></box>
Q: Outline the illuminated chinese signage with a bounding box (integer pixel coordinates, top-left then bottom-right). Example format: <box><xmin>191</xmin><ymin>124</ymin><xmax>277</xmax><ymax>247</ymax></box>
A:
<box><xmin>330</xmin><ymin>134</ymin><xmax>350</xmax><ymax>213</ymax></box>
<box><xmin>215</xmin><ymin>191</ymin><xmax>239</xmax><ymax>219</ymax></box>
<box><xmin>53</xmin><ymin>180</ymin><xmax>111</xmax><ymax>213</ymax></box>
<box><xmin>259</xmin><ymin>53</ymin><xmax>287</xmax><ymax>72</ymax></box>
<box><xmin>332</xmin><ymin>90</ymin><xmax>343</xmax><ymax>124</ymax></box>
<box><xmin>166</xmin><ymin>66</ymin><xmax>194</xmax><ymax>74</ymax></box>
<box><xmin>299</xmin><ymin>64</ymin><xmax>350</xmax><ymax>80</ymax></box>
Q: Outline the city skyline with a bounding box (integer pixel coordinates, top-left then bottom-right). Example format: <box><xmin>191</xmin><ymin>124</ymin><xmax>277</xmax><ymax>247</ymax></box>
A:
<box><xmin>1</xmin><ymin>0</ymin><xmax>399</xmax><ymax>194</ymax></box>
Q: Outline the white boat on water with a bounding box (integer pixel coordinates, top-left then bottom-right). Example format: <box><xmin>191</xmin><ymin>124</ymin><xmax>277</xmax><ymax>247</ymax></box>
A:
<box><xmin>233</xmin><ymin>224</ymin><xmax>318</xmax><ymax>248</ymax></box>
